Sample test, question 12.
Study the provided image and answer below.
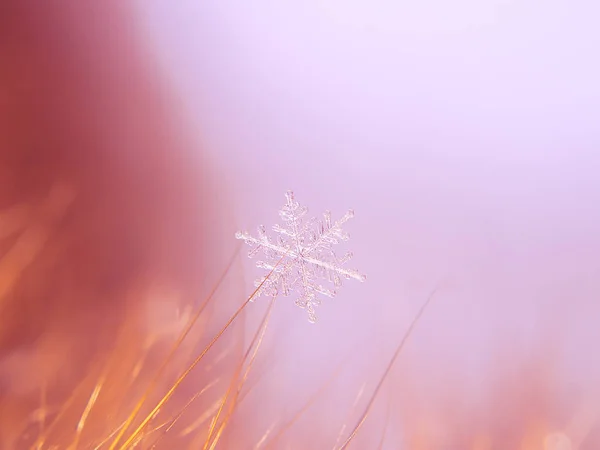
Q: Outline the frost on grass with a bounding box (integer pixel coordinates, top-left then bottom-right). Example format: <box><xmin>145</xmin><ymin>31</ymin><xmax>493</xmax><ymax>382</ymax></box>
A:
<box><xmin>235</xmin><ymin>191</ymin><xmax>366</xmax><ymax>323</ymax></box>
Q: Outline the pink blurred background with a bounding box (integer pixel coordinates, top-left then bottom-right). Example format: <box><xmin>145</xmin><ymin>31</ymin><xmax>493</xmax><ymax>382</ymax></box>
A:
<box><xmin>133</xmin><ymin>1</ymin><xmax>600</xmax><ymax>447</ymax></box>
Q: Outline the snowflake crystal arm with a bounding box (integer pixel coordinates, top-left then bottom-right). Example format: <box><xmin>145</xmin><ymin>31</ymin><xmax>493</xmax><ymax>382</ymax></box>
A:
<box><xmin>235</xmin><ymin>191</ymin><xmax>366</xmax><ymax>323</ymax></box>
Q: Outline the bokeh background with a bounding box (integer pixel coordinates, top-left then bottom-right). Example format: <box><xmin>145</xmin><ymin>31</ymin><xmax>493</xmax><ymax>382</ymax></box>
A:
<box><xmin>2</xmin><ymin>1</ymin><xmax>599</xmax><ymax>448</ymax></box>
<box><xmin>133</xmin><ymin>1</ymin><xmax>600</xmax><ymax>448</ymax></box>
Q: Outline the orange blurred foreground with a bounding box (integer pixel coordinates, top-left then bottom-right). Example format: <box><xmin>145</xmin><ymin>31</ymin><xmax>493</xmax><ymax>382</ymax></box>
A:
<box><xmin>1</xmin><ymin>2</ymin><xmax>244</xmax><ymax>448</ymax></box>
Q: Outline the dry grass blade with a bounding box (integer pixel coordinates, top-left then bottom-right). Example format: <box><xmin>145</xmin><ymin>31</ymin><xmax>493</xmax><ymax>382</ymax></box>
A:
<box><xmin>36</xmin><ymin>381</ymin><xmax>47</xmax><ymax>450</ymax></box>
<box><xmin>237</xmin><ymin>331</ymin><xmax>291</xmax><ymax>406</ymax></box>
<box><xmin>235</xmin><ymin>360</ymin><xmax>276</xmax><ymax>406</ymax></box>
<box><xmin>236</xmin><ymin>298</ymin><xmax>277</xmax><ymax>399</ymax></box>
<box><xmin>203</xmin><ymin>296</ymin><xmax>276</xmax><ymax>450</ymax></box>
<box><xmin>253</xmin><ymin>422</ymin><xmax>276</xmax><ymax>450</ymax></box>
<box><xmin>92</xmin><ymin>419</ymin><xmax>129</xmax><ymax>450</ymax></box>
<box><xmin>263</xmin><ymin>360</ymin><xmax>347</xmax><ymax>450</ymax></box>
<box><xmin>116</xmin><ymin>254</ymin><xmax>285</xmax><ymax>450</ymax></box>
<box><xmin>107</xmin><ymin>245</ymin><xmax>242</xmax><ymax>450</ymax></box>
<box><xmin>67</xmin><ymin>372</ymin><xmax>107</xmax><ymax>450</ymax></box>
<box><xmin>374</xmin><ymin>392</ymin><xmax>393</xmax><ymax>450</ymax></box>
<box><xmin>147</xmin><ymin>378</ymin><xmax>221</xmax><ymax>450</ymax></box>
<box><xmin>333</xmin><ymin>382</ymin><xmax>367</xmax><ymax>449</ymax></box>
<box><xmin>179</xmin><ymin>399</ymin><xmax>222</xmax><ymax>440</ymax></box>
<box><xmin>337</xmin><ymin>286</ymin><xmax>438</xmax><ymax>450</ymax></box>
<box><xmin>29</xmin><ymin>359</ymin><xmax>108</xmax><ymax>450</ymax></box>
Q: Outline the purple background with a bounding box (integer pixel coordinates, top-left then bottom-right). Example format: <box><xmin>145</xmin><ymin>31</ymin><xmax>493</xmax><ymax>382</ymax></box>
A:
<box><xmin>134</xmin><ymin>2</ymin><xmax>600</xmax><ymax>447</ymax></box>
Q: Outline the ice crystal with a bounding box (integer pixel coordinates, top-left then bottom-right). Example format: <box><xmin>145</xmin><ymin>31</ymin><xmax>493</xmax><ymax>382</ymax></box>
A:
<box><xmin>235</xmin><ymin>191</ymin><xmax>366</xmax><ymax>323</ymax></box>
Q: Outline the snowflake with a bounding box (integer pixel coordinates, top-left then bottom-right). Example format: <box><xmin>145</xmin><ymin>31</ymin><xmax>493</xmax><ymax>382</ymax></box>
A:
<box><xmin>235</xmin><ymin>191</ymin><xmax>366</xmax><ymax>323</ymax></box>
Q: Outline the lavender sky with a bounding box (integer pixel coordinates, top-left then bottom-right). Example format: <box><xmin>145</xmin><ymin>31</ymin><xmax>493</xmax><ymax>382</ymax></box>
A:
<box><xmin>134</xmin><ymin>1</ymin><xmax>600</xmax><ymax>446</ymax></box>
